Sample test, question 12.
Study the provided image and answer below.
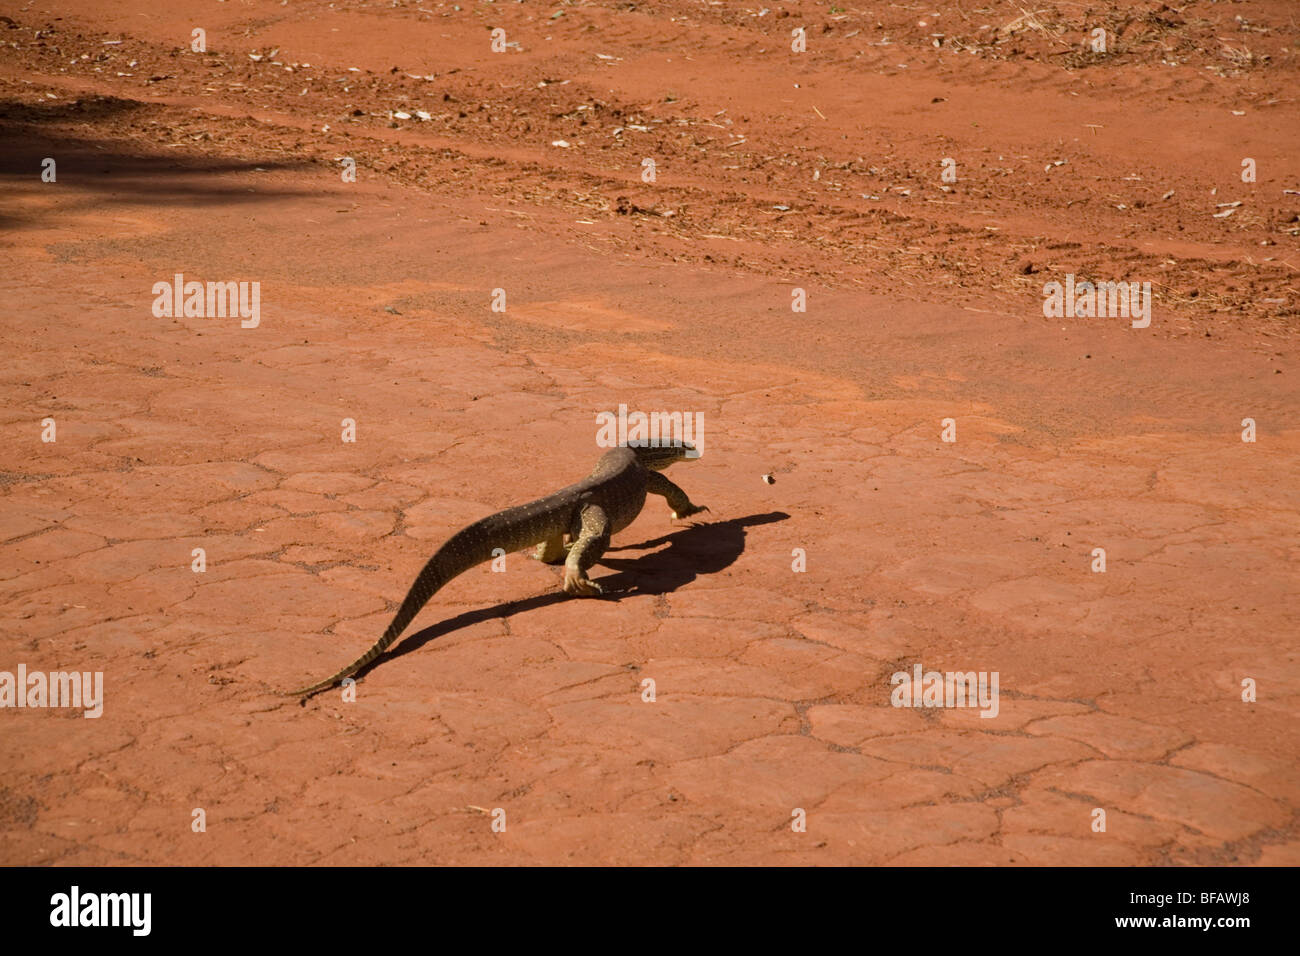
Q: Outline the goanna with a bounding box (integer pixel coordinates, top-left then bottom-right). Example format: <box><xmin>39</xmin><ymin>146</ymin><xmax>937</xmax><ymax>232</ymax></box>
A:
<box><xmin>287</xmin><ymin>442</ymin><xmax>706</xmax><ymax>697</ymax></box>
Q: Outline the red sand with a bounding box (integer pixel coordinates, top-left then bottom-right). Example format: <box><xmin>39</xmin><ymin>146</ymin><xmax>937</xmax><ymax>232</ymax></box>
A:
<box><xmin>0</xmin><ymin>0</ymin><xmax>1296</xmax><ymax>864</ymax></box>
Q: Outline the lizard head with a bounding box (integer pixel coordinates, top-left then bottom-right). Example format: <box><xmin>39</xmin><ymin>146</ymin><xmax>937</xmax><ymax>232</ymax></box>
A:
<box><xmin>628</xmin><ymin>440</ymin><xmax>699</xmax><ymax>471</ymax></box>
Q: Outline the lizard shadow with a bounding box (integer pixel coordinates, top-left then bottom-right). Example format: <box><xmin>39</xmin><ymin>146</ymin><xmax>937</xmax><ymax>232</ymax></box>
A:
<box><xmin>379</xmin><ymin>511</ymin><xmax>790</xmax><ymax>673</ymax></box>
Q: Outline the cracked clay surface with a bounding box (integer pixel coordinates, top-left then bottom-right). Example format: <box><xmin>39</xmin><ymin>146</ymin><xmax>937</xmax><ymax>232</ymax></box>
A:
<box><xmin>1</xmin><ymin>0</ymin><xmax>1297</xmax><ymax>865</ymax></box>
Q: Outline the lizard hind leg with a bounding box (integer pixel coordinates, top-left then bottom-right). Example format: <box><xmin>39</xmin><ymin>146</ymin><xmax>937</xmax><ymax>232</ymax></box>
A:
<box><xmin>563</xmin><ymin>505</ymin><xmax>610</xmax><ymax>596</ymax></box>
<box><xmin>533</xmin><ymin>534</ymin><xmax>569</xmax><ymax>565</ymax></box>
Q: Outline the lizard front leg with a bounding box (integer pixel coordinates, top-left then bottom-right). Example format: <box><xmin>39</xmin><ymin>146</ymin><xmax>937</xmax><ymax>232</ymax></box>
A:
<box><xmin>563</xmin><ymin>504</ymin><xmax>610</xmax><ymax>596</ymax></box>
<box><xmin>646</xmin><ymin>470</ymin><xmax>709</xmax><ymax>520</ymax></box>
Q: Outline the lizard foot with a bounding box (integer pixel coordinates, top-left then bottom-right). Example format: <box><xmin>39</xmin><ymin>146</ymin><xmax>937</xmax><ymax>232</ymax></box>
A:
<box><xmin>563</xmin><ymin>570</ymin><xmax>604</xmax><ymax>596</ymax></box>
<box><xmin>671</xmin><ymin>504</ymin><xmax>710</xmax><ymax>520</ymax></box>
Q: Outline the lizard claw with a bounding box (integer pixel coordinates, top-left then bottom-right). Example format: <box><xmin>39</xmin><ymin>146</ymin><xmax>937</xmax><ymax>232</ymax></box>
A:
<box><xmin>563</xmin><ymin>570</ymin><xmax>604</xmax><ymax>596</ymax></box>
<box><xmin>671</xmin><ymin>504</ymin><xmax>710</xmax><ymax>520</ymax></box>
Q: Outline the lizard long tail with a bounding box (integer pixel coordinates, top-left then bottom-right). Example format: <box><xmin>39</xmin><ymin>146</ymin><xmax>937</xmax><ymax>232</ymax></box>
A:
<box><xmin>285</xmin><ymin>546</ymin><xmax>457</xmax><ymax>697</ymax></box>
<box><xmin>286</xmin><ymin>490</ymin><xmax>575</xmax><ymax>697</ymax></box>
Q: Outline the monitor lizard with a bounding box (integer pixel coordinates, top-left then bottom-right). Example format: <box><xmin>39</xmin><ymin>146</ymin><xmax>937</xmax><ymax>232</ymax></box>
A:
<box><xmin>286</xmin><ymin>441</ymin><xmax>706</xmax><ymax>697</ymax></box>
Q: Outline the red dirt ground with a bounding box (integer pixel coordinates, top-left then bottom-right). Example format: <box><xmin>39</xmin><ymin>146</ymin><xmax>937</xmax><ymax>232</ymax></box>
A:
<box><xmin>1</xmin><ymin>0</ymin><xmax>1296</xmax><ymax>865</ymax></box>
